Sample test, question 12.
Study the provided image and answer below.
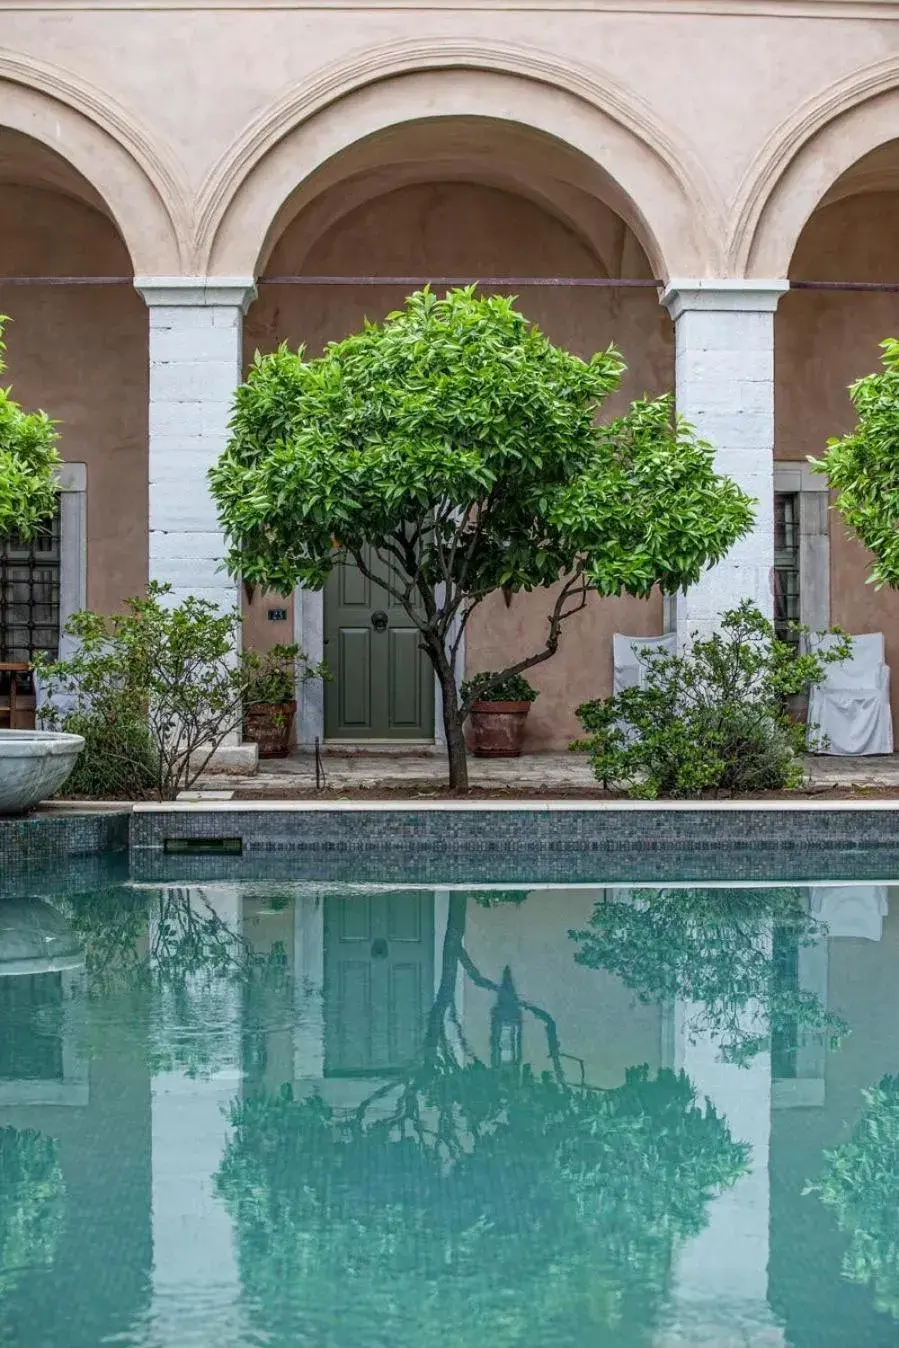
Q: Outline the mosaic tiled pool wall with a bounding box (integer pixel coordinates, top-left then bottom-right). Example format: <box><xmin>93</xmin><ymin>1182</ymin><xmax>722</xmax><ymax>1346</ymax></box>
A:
<box><xmin>125</xmin><ymin>806</ymin><xmax>899</xmax><ymax>885</ymax></box>
<box><xmin>127</xmin><ymin>844</ymin><xmax>899</xmax><ymax>887</ymax></box>
<box><xmin>0</xmin><ymin>810</ymin><xmax>129</xmax><ymax>869</ymax></box>
<box><xmin>0</xmin><ymin>811</ymin><xmax>130</xmax><ymax>900</ymax></box>
<box><xmin>6</xmin><ymin>805</ymin><xmax>899</xmax><ymax>890</ymax></box>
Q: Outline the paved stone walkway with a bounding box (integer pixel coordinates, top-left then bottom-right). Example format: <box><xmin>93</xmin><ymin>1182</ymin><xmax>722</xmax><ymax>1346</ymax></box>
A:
<box><xmin>186</xmin><ymin>749</ymin><xmax>899</xmax><ymax>797</ymax></box>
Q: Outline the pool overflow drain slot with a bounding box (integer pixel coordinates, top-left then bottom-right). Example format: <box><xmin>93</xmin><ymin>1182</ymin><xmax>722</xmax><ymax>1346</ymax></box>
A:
<box><xmin>164</xmin><ymin>837</ymin><xmax>243</xmax><ymax>856</ymax></box>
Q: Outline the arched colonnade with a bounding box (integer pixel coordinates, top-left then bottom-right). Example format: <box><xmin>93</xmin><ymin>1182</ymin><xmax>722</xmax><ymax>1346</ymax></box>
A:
<box><xmin>2</xmin><ymin>43</ymin><xmax>899</xmax><ymax>749</ymax></box>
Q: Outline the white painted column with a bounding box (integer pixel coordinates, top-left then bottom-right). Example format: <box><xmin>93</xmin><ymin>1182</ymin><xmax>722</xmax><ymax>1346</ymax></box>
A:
<box><xmin>292</xmin><ymin>890</ymin><xmax>325</xmax><ymax>1083</ymax></box>
<box><xmin>657</xmin><ymin>967</ymin><xmax>785</xmax><ymax>1346</ymax></box>
<box><xmin>660</xmin><ymin>281</ymin><xmax>787</xmax><ymax>642</ymax></box>
<box><xmin>135</xmin><ymin>278</ymin><xmax>256</xmax><ymax>612</ymax></box>
<box><xmin>150</xmin><ymin>885</ymin><xmax>247</xmax><ymax>1344</ymax></box>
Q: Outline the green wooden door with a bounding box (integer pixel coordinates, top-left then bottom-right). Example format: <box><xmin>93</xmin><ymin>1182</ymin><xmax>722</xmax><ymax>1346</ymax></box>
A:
<box><xmin>323</xmin><ymin>550</ymin><xmax>434</xmax><ymax>740</ymax></box>
<box><xmin>323</xmin><ymin>891</ymin><xmax>435</xmax><ymax>1075</ymax></box>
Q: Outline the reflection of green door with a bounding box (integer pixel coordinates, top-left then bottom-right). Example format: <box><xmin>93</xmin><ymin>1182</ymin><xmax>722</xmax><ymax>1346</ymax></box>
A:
<box><xmin>323</xmin><ymin>892</ymin><xmax>435</xmax><ymax>1075</ymax></box>
<box><xmin>323</xmin><ymin>551</ymin><xmax>434</xmax><ymax>740</ymax></box>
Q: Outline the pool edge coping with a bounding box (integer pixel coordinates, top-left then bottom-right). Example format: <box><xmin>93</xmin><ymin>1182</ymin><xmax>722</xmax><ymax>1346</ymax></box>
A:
<box><xmin>130</xmin><ymin>798</ymin><xmax>899</xmax><ymax>813</ymax></box>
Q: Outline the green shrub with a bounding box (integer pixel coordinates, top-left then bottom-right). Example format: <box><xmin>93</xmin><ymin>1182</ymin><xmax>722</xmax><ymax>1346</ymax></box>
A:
<box><xmin>36</xmin><ymin>583</ymin><xmax>325</xmax><ymax>800</ymax></box>
<box><xmin>0</xmin><ymin>318</ymin><xmax>60</xmax><ymax>541</ymax></box>
<box><xmin>810</xmin><ymin>1075</ymin><xmax>899</xmax><ymax>1317</ymax></box>
<box><xmin>58</xmin><ymin>709</ymin><xmax>158</xmax><ymax>800</ymax></box>
<box><xmin>0</xmin><ymin>1126</ymin><xmax>65</xmax><ymax>1298</ymax></box>
<box><xmin>461</xmin><ymin>671</ymin><xmax>539</xmax><ymax>704</ymax></box>
<box><xmin>573</xmin><ymin>602</ymin><xmax>851</xmax><ymax>798</ymax></box>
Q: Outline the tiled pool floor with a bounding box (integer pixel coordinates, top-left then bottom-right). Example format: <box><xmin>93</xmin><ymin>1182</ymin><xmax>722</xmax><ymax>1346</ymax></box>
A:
<box><xmin>2</xmin><ymin>873</ymin><xmax>899</xmax><ymax>1346</ymax></box>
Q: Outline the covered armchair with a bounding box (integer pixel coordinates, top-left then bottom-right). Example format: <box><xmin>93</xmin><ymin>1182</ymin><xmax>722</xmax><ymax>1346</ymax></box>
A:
<box><xmin>809</xmin><ymin>886</ymin><xmax>889</xmax><ymax>942</ymax></box>
<box><xmin>612</xmin><ymin>632</ymin><xmax>677</xmax><ymax>695</ymax></box>
<box><xmin>807</xmin><ymin>632</ymin><xmax>893</xmax><ymax>756</ymax></box>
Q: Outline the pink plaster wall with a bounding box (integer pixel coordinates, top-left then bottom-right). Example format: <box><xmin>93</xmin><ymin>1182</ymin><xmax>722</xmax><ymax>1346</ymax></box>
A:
<box><xmin>0</xmin><ymin>185</ymin><xmax>148</xmax><ymax>615</ymax></box>
<box><xmin>777</xmin><ymin>189</ymin><xmax>899</xmax><ymax>729</ymax></box>
<box><xmin>248</xmin><ymin>181</ymin><xmax>671</xmax><ymax>747</ymax></box>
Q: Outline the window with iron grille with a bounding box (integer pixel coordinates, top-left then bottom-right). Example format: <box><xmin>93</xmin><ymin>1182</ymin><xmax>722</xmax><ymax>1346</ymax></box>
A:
<box><xmin>774</xmin><ymin>492</ymin><xmax>800</xmax><ymax>642</ymax></box>
<box><xmin>0</xmin><ymin>511</ymin><xmax>61</xmax><ymax>663</ymax></box>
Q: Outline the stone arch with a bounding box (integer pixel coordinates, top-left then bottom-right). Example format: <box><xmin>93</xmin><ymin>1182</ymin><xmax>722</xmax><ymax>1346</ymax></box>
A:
<box><xmin>256</xmin><ymin>162</ymin><xmax>620</xmax><ymax>280</ymax></box>
<box><xmin>0</xmin><ymin>50</ymin><xmax>186</xmax><ymax>274</ymax></box>
<box><xmin>733</xmin><ymin>56</ymin><xmax>899</xmax><ymax>277</ymax></box>
<box><xmin>202</xmin><ymin>39</ymin><xmax>719</xmax><ymax>280</ymax></box>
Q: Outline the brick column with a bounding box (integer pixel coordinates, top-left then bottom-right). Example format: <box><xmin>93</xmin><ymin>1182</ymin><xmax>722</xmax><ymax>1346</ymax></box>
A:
<box><xmin>660</xmin><ymin>281</ymin><xmax>787</xmax><ymax>642</ymax></box>
<box><xmin>135</xmin><ymin>278</ymin><xmax>255</xmax><ymax>610</ymax></box>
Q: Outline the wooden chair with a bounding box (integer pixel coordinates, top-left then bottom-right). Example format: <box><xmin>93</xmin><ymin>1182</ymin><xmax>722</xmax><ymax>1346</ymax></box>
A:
<box><xmin>0</xmin><ymin>662</ymin><xmax>35</xmax><ymax>729</ymax></box>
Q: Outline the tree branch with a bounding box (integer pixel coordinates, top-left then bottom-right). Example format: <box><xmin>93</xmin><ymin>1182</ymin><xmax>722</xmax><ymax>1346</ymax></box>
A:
<box><xmin>459</xmin><ymin>568</ymin><xmax>590</xmax><ymax>713</ymax></box>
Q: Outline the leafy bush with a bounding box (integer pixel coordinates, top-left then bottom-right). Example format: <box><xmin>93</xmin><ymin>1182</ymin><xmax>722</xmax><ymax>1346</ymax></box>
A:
<box><xmin>36</xmin><ymin>583</ymin><xmax>325</xmax><ymax>800</ymax></box>
<box><xmin>809</xmin><ymin>1075</ymin><xmax>899</xmax><ymax>1317</ymax></box>
<box><xmin>813</xmin><ymin>339</ymin><xmax>899</xmax><ymax>588</ymax></box>
<box><xmin>573</xmin><ymin>602</ymin><xmax>851</xmax><ymax>798</ymax></box>
<box><xmin>216</xmin><ymin>1067</ymin><xmax>745</xmax><ymax>1346</ymax></box>
<box><xmin>0</xmin><ymin>318</ymin><xmax>60</xmax><ymax>540</ymax></box>
<box><xmin>57</xmin><ymin>708</ymin><xmax>157</xmax><ymax>800</ymax></box>
<box><xmin>0</xmin><ymin>1127</ymin><xmax>65</xmax><ymax>1298</ymax></box>
<box><xmin>461</xmin><ymin>671</ymin><xmax>539</xmax><ymax>704</ymax></box>
<box><xmin>210</xmin><ymin>286</ymin><xmax>755</xmax><ymax>790</ymax></box>
<box><xmin>244</xmin><ymin>651</ymin><xmax>299</xmax><ymax>706</ymax></box>
<box><xmin>570</xmin><ymin>886</ymin><xmax>845</xmax><ymax>1067</ymax></box>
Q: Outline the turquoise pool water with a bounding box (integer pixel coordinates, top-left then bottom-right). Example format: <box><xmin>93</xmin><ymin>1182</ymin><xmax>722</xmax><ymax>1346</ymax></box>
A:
<box><xmin>1</xmin><ymin>865</ymin><xmax>899</xmax><ymax>1346</ymax></box>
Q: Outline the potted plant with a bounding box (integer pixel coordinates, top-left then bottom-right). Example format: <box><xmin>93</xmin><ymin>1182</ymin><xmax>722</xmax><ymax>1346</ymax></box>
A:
<box><xmin>243</xmin><ymin>644</ymin><xmax>325</xmax><ymax>759</ymax></box>
<box><xmin>462</xmin><ymin>672</ymin><xmax>539</xmax><ymax>758</ymax></box>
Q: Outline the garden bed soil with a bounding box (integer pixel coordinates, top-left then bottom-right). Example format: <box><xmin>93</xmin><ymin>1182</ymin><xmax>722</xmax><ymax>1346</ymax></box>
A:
<box><xmin>228</xmin><ymin>784</ymin><xmax>899</xmax><ymax>802</ymax></box>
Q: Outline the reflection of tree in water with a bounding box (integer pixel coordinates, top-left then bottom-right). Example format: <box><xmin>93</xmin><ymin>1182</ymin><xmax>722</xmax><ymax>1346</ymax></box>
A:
<box><xmin>570</xmin><ymin>887</ymin><xmax>844</xmax><ymax>1066</ymax></box>
<box><xmin>216</xmin><ymin>895</ymin><xmax>748</xmax><ymax>1347</ymax></box>
<box><xmin>810</xmin><ymin>1074</ymin><xmax>899</xmax><ymax>1319</ymax></box>
<box><xmin>62</xmin><ymin>886</ymin><xmax>291</xmax><ymax>1078</ymax></box>
<box><xmin>0</xmin><ymin>1127</ymin><xmax>65</xmax><ymax>1298</ymax></box>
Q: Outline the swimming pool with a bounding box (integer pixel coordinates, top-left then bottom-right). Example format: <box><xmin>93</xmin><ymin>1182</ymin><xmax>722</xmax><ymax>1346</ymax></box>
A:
<box><xmin>1</xmin><ymin>857</ymin><xmax>898</xmax><ymax>1346</ymax></box>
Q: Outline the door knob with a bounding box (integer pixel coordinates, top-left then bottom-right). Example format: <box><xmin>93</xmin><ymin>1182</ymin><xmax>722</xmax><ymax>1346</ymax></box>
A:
<box><xmin>371</xmin><ymin>610</ymin><xmax>388</xmax><ymax>632</ymax></box>
<box><xmin>371</xmin><ymin>938</ymin><xmax>388</xmax><ymax>959</ymax></box>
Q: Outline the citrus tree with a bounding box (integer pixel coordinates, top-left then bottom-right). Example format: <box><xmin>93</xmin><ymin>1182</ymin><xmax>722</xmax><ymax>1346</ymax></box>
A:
<box><xmin>216</xmin><ymin>894</ymin><xmax>747</xmax><ymax>1345</ymax></box>
<box><xmin>814</xmin><ymin>337</ymin><xmax>899</xmax><ymax>585</ymax></box>
<box><xmin>0</xmin><ymin>318</ymin><xmax>60</xmax><ymax>538</ymax></box>
<box><xmin>570</xmin><ymin>886</ymin><xmax>844</xmax><ymax>1066</ymax></box>
<box><xmin>0</xmin><ymin>1127</ymin><xmax>66</xmax><ymax>1299</ymax></box>
<box><xmin>210</xmin><ymin>287</ymin><xmax>754</xmax><ymax>789</ymax></box>
<box><xmin>810</xmin><ymin>1075</ymin><xmax>899</xmax><ymax>1318</ymax></box>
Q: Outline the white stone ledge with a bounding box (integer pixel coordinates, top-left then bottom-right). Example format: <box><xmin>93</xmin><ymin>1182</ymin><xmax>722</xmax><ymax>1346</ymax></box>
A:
<box><xmin>687</xmin><ymin>411</ymin><xmax>773</xmax><ymax>442</ymax></box>
<box><xmin>151</xmin><ymin>328</ymin><xmax>246</xmax><ymax>363</ymax></box>
<box><xmin>188</xmin><ymin>742</ymin><xmax>259</xmax><ymax>776</ymax></box>
<box><xmin>150</xmin><ymin>531</ymin><xmax>232</xmax><ymax>561</ymax></box>
<box><xmin>146</xmin><ymin>558</ymin><xmax>228</xmax><ymax>588</ymax></box>
<box><xmin>136</xmin><ymin>277</ymin><xmax>256</xmax><ymax>310</ymax></box>
<box><xmin>131</xmin><ymin>797</ymin><xmax>899</xmax><ymax>814</ymax></box>
<box><xmin>148</xmin><ymin>440</ymin><xmax>222</xmax><ymax>469</ymax></box>
<box><xmin>662</xmin><ymin>280</ymin><xmax>789</xmax><ymax>319</ymax></box>
<box><xmin>146</xmin><ymin>585</ymin><xmax>239</xmax><ymax>611</ymax></box>
<box><xmin>149</xmin><ymin>492</ymin><xmax>220</xmax><ymax>531</ymax></box>
<box><xmin>150</xmin><ymin>363</ymin><xmax>241</xmax><ymax>402</ymax></box>
<box><xmin>149</xmin><ymin>402</ymin><xmax>234</xmax><ymax>435</ymax></box>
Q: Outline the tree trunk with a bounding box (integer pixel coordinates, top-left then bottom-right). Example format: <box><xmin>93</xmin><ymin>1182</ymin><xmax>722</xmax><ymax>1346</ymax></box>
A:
<box><xmin>435</xmin><ymin>657</ymin><xmax>469</xmax><ymax>792</ymax></box>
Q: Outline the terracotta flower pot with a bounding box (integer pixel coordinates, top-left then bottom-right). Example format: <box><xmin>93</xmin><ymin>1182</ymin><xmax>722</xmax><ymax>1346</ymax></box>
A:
<box><xmin>468</xmin><ymin>700</ymin><xmax>531</xmax><ymax>757</ymax></box>
<box><xmin>243</xmin><ymin>699</ymin><xmax>296</xmax><ymax>759</ymax></box>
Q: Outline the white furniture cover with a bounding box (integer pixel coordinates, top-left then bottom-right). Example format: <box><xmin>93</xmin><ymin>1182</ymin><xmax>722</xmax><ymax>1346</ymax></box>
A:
<box><xmin>809</xmin><ymin>885</ymin><xmax>889</xmax><ymax>941</ymax></box>
<box><xmin>807</xmin><ymin>631</ymin><xmax>893</xmax><ymax>755</ymax></box>
<box><xmin>612</xmin><ymin>632</ymin><xmax>677</xmax><ymax>694</ymax></box>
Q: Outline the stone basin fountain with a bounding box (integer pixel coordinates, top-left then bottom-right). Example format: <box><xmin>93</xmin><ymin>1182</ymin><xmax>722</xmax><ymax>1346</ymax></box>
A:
<box><xmin>0</xmin><ymin>730</ymin><xmax>84</xmax><ymax>814</ymax></box>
